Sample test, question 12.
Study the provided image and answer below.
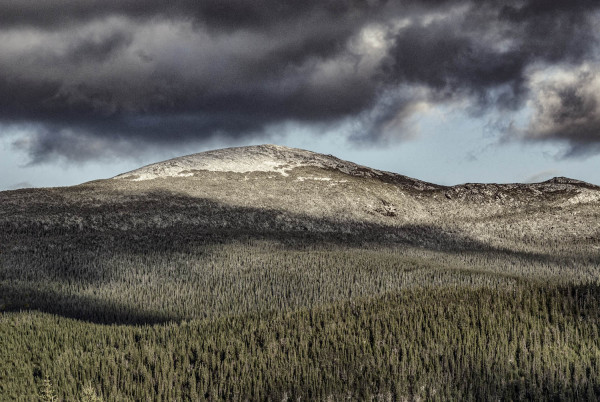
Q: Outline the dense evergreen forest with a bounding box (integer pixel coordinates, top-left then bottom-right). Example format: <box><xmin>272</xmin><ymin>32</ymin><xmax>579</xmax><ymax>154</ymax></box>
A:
<box><xmin>1</xmin><ymin>182</ymin><xmax>599</xmax><ymax>400</ymax></box>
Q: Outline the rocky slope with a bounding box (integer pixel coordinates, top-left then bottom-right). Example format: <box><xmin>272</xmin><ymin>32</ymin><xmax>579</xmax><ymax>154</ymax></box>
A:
<box><xmin>2</xmin><ymin>144</ymin><xmax>599</xmax><ymax>254</ymax></box>
<box><xmin>114</xmin><ymin>144</ymin><xmax>598</xmax><ymax>198</ymax></box>
<box><xmin>114</xmin><ymin>144</ymin><xmax>439</xmax><ymax>190</ymax></box>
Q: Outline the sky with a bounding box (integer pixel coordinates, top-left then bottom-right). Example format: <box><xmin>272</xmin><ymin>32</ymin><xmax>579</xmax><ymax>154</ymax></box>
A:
<box><xmin>1</xmin><ymin>0</ymin><xmax>600</xmax><ymax>190</ymax></box>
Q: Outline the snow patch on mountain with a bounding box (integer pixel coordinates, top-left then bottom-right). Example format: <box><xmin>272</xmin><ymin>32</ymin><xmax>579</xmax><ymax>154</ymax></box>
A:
<box><xmin>113</xmin><ymin>144</ymin><xmax>382</xmax><ymax>181</ymax></box>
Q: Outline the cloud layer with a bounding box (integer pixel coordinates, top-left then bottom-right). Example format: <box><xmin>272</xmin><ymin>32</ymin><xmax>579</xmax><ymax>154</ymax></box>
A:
<box><xmin>524</xmin><ymin>64</ymin><xmax>600</xmax><ymax>156</ymax></box>
<box><xmin>1</xmin><ymin>0</ymin><xmax>599</xmax><ymax>162</ymax></box>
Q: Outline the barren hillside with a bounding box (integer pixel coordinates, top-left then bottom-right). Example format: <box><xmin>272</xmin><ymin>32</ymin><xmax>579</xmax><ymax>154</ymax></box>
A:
<box><xmin>4</xmin><ymin>144</ymin><xmax>596</xmax><ymax>254</ymax></box>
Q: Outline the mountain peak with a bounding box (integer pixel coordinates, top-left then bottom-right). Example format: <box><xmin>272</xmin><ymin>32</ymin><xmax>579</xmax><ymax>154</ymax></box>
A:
<box><xmin>114</xmin><ymin>144</ymin><xmax>374</xmax><ymax>181</ymax></box>
<box><xmin>544</xmin><ymin>176</ymin><xmax>585</xmax><ymax>185</ymax></box>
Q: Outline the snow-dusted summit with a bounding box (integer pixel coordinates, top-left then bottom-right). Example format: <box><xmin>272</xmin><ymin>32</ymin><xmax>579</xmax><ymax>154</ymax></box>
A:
<box><xmin>114</xmin><ymin>144</ymin><xmax>386</xmax><ymax>181</ymax></box>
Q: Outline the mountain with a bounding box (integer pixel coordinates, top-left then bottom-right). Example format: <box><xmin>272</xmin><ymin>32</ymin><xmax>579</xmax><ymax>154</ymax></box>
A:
<box><xmin>3</xmin><ymin>144</ymin><xmax>599</xmax><ymax>252</ymax></box>
<box><xmin>103</xmin><ymin>144</ymin><xmax>598</xmax><ymax>252</ymax></box>
<box><xmin>2</xmin><ymin>144</ymin><xmax>600</xmax><ymax>400</ymax></box>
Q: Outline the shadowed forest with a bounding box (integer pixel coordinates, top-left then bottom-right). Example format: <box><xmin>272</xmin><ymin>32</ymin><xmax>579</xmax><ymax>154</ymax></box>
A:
<box><xmin>1</xmin><ymin>184</ymin><xmax>600</xmax><ymax>400</ymax></box>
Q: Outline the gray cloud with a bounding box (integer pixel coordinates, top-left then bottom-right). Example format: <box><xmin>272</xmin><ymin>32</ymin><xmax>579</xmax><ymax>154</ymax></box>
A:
<box><xmin>523</xmin><ymin>65</ymin><xmax>600</xmax><ymax>156</ymax></box>
<box><xmin>0</xmin><ymin>0</ymin><xmax>599</xmax><ymax>162</ymax></box>
<box><xmin>66</xmin><ymin>31</ymin><xmax>133</xmax><ymax>64</ymax></box>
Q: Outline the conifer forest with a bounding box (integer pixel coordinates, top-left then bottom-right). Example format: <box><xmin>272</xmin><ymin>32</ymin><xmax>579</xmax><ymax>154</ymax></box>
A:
<box><xmin>1</xmin><ymin>170</ymin><xmax>599</xmax><ymax>400</ymax></box>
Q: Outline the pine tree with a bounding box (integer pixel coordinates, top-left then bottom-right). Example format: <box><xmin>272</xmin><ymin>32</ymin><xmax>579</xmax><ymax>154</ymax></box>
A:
<box><xmin>40</xmin><ymin>376</ymin><xmax>58</xmax><ymax>402</ymax></box>
<box><xmin>81</xmin><ymin>384</ymin><xmax>103</xmax><ymax>402</ymax></box>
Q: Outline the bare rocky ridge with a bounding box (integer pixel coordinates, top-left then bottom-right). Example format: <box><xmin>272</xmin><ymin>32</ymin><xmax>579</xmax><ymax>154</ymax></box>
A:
<box><xmin>114</xmin><ymin>144</ymin><xmax>439</xmax><ymax>190</ymax></box>
<box><xmin>112</xmin><ymin>144</ymin><xmax>600</xmax><ymax>210</ymax></box>
<box><xmin>114</xmin><ymin>144</ymin><xmax>597</xmax><ymax>192</ymax></box>
<box><xmin>1</xmin><ymin>144</ymin><xmax>599</xmax><ymax>255</ymax></box>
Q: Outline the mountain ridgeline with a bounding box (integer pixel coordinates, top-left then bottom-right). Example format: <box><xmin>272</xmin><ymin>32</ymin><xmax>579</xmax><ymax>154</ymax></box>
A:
<box><xmin>114</xmin><ymin>144</ymin><xmax>599</xmax><ymax>250</ymax></box>
<box><xmin>1</xmin><ymin>145</ymin><xmax>600</xmax><ymax>400</ymax></box>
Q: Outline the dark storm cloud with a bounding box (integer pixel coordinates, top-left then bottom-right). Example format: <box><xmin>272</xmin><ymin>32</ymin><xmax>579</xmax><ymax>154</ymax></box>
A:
<box><xmin>523</xmin><ymin>66</ymin><xmax>600</xmax><ymax>156</ymax></box>
<box><xmin>387</xmin><ymin>0</ymin><xmax>598</xmax><ymax>102</ymax></box>
<box><xmin>66</xmin><ymin>31</ymin><xmax>133</xmax><ymax>64</ymax></box>
<box><xmin>0</xmin><ymin>0</ymin><xmax>380</xmax><ymax>29</ymax></box>
<box><xmin>0</xmin><ymin>0</ymin><xmax>599</xmax><ymax>162</ymax></box>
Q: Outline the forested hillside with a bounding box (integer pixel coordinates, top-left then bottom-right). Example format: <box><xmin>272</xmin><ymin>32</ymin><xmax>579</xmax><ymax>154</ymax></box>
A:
<box><xmin>1</xmin><ymin>146</ymin><xmax>599</xmax><ymax>400</ymax></box>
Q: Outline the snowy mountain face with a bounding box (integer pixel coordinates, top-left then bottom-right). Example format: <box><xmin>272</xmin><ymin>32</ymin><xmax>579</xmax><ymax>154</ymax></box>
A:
<box><xmin>112</xmin><ymin>144</ymin><xmax>599</xmax><ymax>203</ymax></box>
<box><xmin>113</xmin><ymin>144</ymin><xmax>373</xmax><ymax>180</ymax></box>
<box><xmin>113</xmin><ymin>144</ymin><xmax>441</xmax><ymax>191</ymax></box>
